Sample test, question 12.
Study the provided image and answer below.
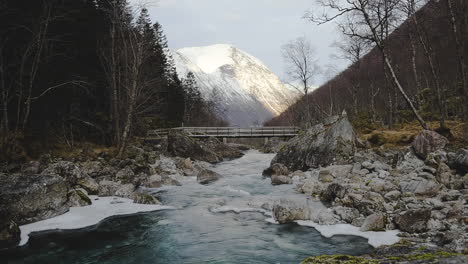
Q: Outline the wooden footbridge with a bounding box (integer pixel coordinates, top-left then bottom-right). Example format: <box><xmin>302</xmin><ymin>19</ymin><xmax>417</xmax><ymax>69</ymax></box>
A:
<box><xmin>147</xmin><ymin>127</ymin><xmax>301</xmax><ymax>139</ymax></box>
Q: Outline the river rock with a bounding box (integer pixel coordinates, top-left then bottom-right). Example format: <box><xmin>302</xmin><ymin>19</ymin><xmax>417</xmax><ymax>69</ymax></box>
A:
<box><xmin>454</xmin><ymin>149</ymin><xmax>468</xmax><ymax>173</ymax></box>
<box><xmin>0</xmin><ymin>221</ymin><xmax>20</xmax><ymax>249</ymax></box>
<box><xmin>318</xmin><ymin>170</ymin><xmax>334</xmax><ymax>183</ymax></box>
<box><xmin>76</xmin><ymin>175</ymin><xmax>99</xmax><ymax>194</ymax></box>
<box><xmin>115</xmin><ymin>167</ymin><xmax>135</xmax><ymax>184</ymax></box>
<box><xmin>148</xmin><ymin>175</ymin><xmax>163</xmax><ymax>188</ymax></box>
<box><xmin>271</xmin><ymin>113</ymin><xmax>357</xmax><ymax>171</ymax></box>
<box><xmin>360</xmin><ymin>213</ymin><xmax>386</xmax><ymax>231</ymax></box>
<box><xmin>176</xmin><ymin>157</ymin><xmax>197</xmax><ymax>176</ymax></box>
<box><xmin>384</xmin><ymin>190</ymin><xmax>402</xmax><ymax>201</ymax></box>
<box><xmin>368</xmin><ymin>178</ymin><xmax>398</xmax><ymax>193</ymax></box>
<box><xmin>80</xmin><ymin>161</ymin><xmax>104</xmax><ymax>178</ymax></box>
<box><xmin>436</xmin><ymin>162</ymin><xmax>453</xmax><ymax>187</ymax></box>
<box><xmin>262</xmin><ymin>163</ymin><xmax>289</xmax><ymax>177</ymax></box>
<box><xmin>394</xmin><ymin>208</ymin><xmax>431</xmax><ymax>233</ymax></box>
<box><xmin>98</xmin><ymin>180</ymin><xmax>135</xmax><ymax>198</ymax></box>
<box><xmin>321</xmin><ymin>183</ymin><xmax>347</xmax><ymax>202</ymax></box>
<box><xmin>412</xmin><ymin>130</ymin><xmax>448</xmax><ymax>159</ymax></box>
<box><xmin>21</xmin><ymin>161</ymin><xmax>41</xmax><ymax>174</ymax></box>
<box><xmin>300</xmin><ymin>178</ymin><xmax>327</xmax><ymax>196</ymax></box>
<box><xmin>272</xmin><ymin>198</ymin><xmax>315</xmax><ymax>224</ymax></box>
<box><xmin>0</xmin><ymin>174</ymin><xmax>69</xmax><ymax>225</ymax></box>
<box><xmin>132</xmin><ymin>192</ymin><xmax>161</xmax><ymax>205</ymax></box>
<box><xmin>167</xmin><ymin>130</ymin><xmax>221</xmax><ymax>163</ymax></box>
<box><xmin>67</xmin><ymin>189</ymin><xmax>92</xmax><ymax>207</ymax></box>
<box><xmin>333</xmin><ymin>206</ymin><xmax>360</xmax><ymax>223</ymax></box>
<box><xmin>271</xmin><ymin>175</ymin><xmax>292</xmax><ymax>185</ymax></box>
<box><xmin>325</xmin><ymin>165</ymin><xmax>353</xmax><ymax>178</ymax></box>
<box><xmin>399</xmin><ymin>179</ymin><xmax>440</xmax><ymax>197</ymax></box>
<box><xmin>197</xmin><ymin>169</ymin><xmax>221</xmax><ymax>185</ymax></box>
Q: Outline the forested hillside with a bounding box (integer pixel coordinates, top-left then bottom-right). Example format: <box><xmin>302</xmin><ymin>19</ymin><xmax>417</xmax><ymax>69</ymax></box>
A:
<box><xmin>266</xmin><ymin>0</ymin><xmax>468</xmax><ymax>133</ymax></box>
<box><xmin>0</xmin><ymin>0</ymin><xmax>225</xmax><ymax>160</ymax></box>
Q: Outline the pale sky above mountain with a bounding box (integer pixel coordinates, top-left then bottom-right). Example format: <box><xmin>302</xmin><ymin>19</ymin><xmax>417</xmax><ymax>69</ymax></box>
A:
<box><xmin>129</xmin><ymin>0</ymin><xmax>347</xmax><ymax>86</ymax></box>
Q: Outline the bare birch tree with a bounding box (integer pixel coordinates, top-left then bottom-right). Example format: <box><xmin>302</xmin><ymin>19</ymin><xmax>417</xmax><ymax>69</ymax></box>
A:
<box><xmin>281</xmin><ymin>37</ymin><xmax>321</xmax><ymax>126</ymax></box>
<box><xmin>308</xmin><ymin>0</ymin><xmax>429</xmax><ymax>130</ymax></box>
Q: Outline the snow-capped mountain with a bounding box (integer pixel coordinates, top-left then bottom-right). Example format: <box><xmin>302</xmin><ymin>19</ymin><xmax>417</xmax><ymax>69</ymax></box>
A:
<box><xmin>172</xmin><ymin>44</ymin><xmax>298</xmax><ymax>126</ymax></box>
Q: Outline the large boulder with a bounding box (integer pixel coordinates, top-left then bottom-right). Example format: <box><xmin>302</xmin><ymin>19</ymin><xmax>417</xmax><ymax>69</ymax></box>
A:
<box><xmin>262</xmin><ymin>163</ymin><xmax>289</xmax><ymax>177</ymax></box>
<box><xmin>0</xmin><ymin>174</ymin><xmax>69</xmax><ymax>225</ymax></box>
<box><xmin>394</xmin><ymin>209</ymin><xmax>431</xmax><ymax>233</ymax></box>
<box><xmin>167</xmin><ymin>130</ymin><xmax>221</xmax><ymax>163</ymax></box>
<box><xmin>204</xmin><ymin>137</ymin><xmax>244</xmax><ymax>160</ymax></box>
<box><xmin>271</xmin><ymin>113</ymin><xmax>357</xmax><ymax>171</ymax></box>
<box><xmin>412</xmin><ymin>130</ymin><xmax>448</xmax><ymax>159</ymax></box>
<box><xmin>42</xmin><ymin>161</ymin><xmax>98</xmax><ymax>193</ymax></box>
<box><xmin>197</xmin><ymin>169</ymin><xmax>221</xmax><ymax>185</ymax></box>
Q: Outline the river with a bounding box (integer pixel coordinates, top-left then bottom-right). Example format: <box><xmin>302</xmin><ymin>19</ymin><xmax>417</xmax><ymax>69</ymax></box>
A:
<box><xmin>1</xmin><ymin>150</ymin><xmax>373</xmax><ymax>264</ymax></box>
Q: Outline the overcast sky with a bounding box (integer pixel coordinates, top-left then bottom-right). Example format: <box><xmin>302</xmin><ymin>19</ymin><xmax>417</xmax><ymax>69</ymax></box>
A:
<box><xmin>129</xmin><ymin>0</ymin><xmax>347</xmax><ymax>86</ymax></box>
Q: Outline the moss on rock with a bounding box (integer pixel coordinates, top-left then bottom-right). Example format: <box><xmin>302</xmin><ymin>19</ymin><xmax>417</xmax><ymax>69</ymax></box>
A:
<box><xmin>301</xmin><ymin>255</ymin><xmax>380</xmax><ymax>264</ymax></box>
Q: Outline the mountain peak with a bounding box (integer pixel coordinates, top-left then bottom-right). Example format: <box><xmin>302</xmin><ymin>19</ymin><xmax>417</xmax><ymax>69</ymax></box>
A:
<box><xmin>173</xmin><ymin>45</ymin><xmax>299</xmax><ymax>126</ymax></box>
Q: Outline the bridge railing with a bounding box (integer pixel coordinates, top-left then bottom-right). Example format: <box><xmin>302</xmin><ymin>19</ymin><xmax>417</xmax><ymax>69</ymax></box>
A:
<box><xmin>147</xmin><ymin>127</ymin><xmax>300</xmax><ymax>138</ymax></box>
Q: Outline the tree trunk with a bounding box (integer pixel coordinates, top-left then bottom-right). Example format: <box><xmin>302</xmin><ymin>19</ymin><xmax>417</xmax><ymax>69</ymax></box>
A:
<box><xmin>383</xmin><ymin>55</ymin><xmax>429</xmax><ymax>130</ymax></box>
<box><xmin>409</xmin><ymin>32</ymin><xmax>422</xmax><ymax>107</ymax></box>
<box><xmin>412</xmin><ymin>14</ymin><xmax>447</xmax><ymax>128</ymax></box>
<box><xmin>447</xmin><ymin>0</ymin><xmax>468</xmax><ymax>120</ymax></box>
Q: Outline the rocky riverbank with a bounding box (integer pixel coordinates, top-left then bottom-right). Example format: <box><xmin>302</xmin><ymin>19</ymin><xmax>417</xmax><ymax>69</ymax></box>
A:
<box><xmin>263</xmin><ymin>113</ymin><xmax>467</xmax><ymax>263</ymax></box>
<box><xmin>0</xmin><ymin>131</ymin><xmax>243</xmax><ymax>249</ymax></box>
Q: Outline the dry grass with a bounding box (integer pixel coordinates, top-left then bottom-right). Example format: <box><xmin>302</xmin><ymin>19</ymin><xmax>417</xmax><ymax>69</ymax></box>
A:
<box><xmin>358</xmin><ymin>120</ymin><xmax>468</xmax><ymax>149</ymax></box>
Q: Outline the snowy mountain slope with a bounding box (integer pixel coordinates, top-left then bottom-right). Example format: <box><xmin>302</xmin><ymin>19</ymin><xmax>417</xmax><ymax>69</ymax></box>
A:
<box><xmin>172</xmin><ymin>44</ymin><xmax>298</xmax><ymax>126</ymax></box>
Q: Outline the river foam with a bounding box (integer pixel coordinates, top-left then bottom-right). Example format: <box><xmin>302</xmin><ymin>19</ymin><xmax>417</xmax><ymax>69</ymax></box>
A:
<box><xmin>19</xmin><ymin>196</ymin><xmax>174</xmax><ymax>246</ymax></box>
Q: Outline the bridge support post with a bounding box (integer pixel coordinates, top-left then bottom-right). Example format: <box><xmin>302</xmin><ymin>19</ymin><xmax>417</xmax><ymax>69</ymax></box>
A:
<box><xmin>223</xmin><ymin>137</ymin><xmax>227</xmax><ymax>144</ymax></box>
<box><xmin>264</xmin><ymin>137</ymin><xmax>269</xmax><ymax>145</ymax></box>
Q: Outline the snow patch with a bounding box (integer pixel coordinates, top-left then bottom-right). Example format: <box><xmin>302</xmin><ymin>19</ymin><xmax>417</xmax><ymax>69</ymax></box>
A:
<box><xmin>177</xmin><ymin>44</ymin><xmax>234</xmax><ymax>74</ymax></box>
<box><xmin>19</xmin><ymin>196</ymin><xmax>174</xmax><ymax>246</ymax></box>
<box><xmin>295</xmin><ymin>220</ymin><xmax>400</xmax><ymax>248</ymax></box>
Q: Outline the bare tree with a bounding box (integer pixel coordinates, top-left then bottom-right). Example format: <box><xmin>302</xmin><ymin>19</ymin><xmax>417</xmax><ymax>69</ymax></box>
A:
<box><xmin>100</xmin><ymin>4</ymin><xmax>166</xmax><ymax>155</ymax></box>
<box><xmin>401</xmin><ymin>0</ymin><xmax>447</xmax><ymax>128</ymax></box>
<box><xmin>309</xmin><ymin>0</ymin><xmax>429</xmax><ymax>130</ymax></box>
<box><xmin>446</xmin><ymin>0</ymin><xmax>468</xmax><ymax>120</ymax></box>
<box><xmin>333</xmin><ymin>35</ymin><xmax>368</xmax><ymax>116</ymax></box>
<box><xmin>399</xmin><ymin>0</ymin><xmax>424</xmax><ymax>106</ymax></box>
<box><xmin>281</xmin><ymin>37</ymin><xmax>321</xmax><ymax>126</ymax></box>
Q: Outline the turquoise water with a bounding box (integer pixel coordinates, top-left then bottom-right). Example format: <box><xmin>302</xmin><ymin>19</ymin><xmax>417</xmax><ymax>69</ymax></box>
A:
<box><xmin>1</xmin><ymin>151</ymin><xmax>373</xmax><ymax>264</ymax></box>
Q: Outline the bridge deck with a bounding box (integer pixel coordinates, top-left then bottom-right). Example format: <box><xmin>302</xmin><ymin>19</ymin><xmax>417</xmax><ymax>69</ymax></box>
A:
<box><xmin>147</xmin><ymin>127</ymin><xmax>300</xmax><ymax>138</ymax></box>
